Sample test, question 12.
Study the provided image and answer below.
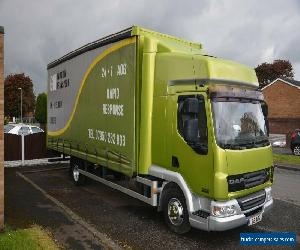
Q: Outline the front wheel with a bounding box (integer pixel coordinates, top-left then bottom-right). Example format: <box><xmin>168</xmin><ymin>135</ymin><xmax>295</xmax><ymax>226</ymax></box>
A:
<box><xmin>293</xmin><ymin>145</ymin><xmax>300</xmax><ymax>156</ymax></box>
<box><xmin>163</xmin><ymin>185</ymin><xmax>191</xmax><ymax>234</ymax></box>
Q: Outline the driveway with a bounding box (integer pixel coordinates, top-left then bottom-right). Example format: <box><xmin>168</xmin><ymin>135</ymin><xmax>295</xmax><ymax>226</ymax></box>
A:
<box><xmin>5</xmin><ymin>166</ymin><xmax>108</xmax><ymax>250</ymax></box>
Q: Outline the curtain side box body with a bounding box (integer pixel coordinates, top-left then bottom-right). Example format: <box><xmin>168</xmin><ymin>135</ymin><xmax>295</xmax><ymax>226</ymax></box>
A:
<box><xmin>47</xmin><ymin>36</ymin><xmax>137</xmax><ymax>177</ymax></box>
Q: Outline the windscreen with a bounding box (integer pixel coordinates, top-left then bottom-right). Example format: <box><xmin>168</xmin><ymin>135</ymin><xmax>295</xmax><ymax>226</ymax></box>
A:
<box><xmin>212</xmin><ymin>99</ymin><xmax>269</xmax><ymax>149</ymax></box>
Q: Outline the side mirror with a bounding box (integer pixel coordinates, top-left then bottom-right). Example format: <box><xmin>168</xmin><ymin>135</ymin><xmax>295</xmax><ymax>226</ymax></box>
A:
<box><xmin>183</xmin><ymin>119</ymin><xmax>198</xmax><ymax>143</ymax></box>
<box><xmin>265</xmin><ymin>120</ymin><xmax>270</xmax><ymax>137</ymax></box>
<box><xmin>261</xmin><ymin>102</ymin><xmax>269</xmax><ymax>136</ymax></box>
<box><xmin>261</xmin><ymin>102</ymin><xmax>268</xmax><ymax>117</ymax></box>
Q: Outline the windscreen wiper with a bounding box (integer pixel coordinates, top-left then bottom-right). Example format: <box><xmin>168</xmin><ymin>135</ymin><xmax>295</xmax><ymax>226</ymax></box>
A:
<box><xmin>254</xmin><ymin>138</ymin><xmax>270</xmax><ymax>146</ymax></box>
<box><xmin>220</xmin><ymin>143</ymin><xmax>244</xmax><ymax>150</ymax></box>
<box><xmin>235</xmin><ymin>138</ymin><xmax>269</xmax><ymax>148</ymax></box>
<box><xmin>232</xmin><ymin>140</ymin><xmax>257</xmax><ymax>149</ymax></box>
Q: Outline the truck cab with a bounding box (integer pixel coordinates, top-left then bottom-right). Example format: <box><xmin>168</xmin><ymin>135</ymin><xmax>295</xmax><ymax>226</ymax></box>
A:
<box><xmin>146</xmin><ymin>38</ymin><xmax>273</xmax><ymax>233</ymax></box>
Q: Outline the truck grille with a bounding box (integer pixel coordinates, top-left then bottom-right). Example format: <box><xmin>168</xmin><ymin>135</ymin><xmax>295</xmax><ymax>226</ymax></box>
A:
<box><xmin>237</xmin><ymin>190</ymin><xmax>266</xmax><ymax>211</ymax></box>
<box><xmin>227</xmin><ymin>168</ymin><xmax>270</xmax><ymax>192</ymax></box>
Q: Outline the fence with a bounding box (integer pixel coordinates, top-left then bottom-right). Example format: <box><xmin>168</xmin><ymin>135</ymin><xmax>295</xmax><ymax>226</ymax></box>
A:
<box><xmin>4</xmin><ymin>133</ymin><xmax>47</xmax><ymax>161</ymax></box>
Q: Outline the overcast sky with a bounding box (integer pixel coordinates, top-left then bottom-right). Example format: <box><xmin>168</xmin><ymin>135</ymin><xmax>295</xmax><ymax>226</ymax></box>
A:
<box><xmin>1</xmin><ymin>0</ymin><xmax>300</xmax><ymax>94</ymax></box>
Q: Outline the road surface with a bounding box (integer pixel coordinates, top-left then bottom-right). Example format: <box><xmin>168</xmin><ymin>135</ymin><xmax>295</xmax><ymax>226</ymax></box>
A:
<box><xmin>5</xmin><ymin>165</ymin><xmax>300</xmax><ymax>249</ymax></box>
<box><xmin>272</xmin><ymin>168</ymin><xmax>300</xmax><ymax>206</ymax></box>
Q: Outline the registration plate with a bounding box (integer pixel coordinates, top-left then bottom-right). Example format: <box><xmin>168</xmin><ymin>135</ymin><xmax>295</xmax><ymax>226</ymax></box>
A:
<box><xmin>248</xmin><ymin>213</ymin><xmax>262</xmax><ymax>226</ymax></box>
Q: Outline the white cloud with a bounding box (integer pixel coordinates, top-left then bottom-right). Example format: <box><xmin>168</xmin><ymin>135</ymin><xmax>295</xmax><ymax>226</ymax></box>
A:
<box><xmin>0</xmin><ymin>0</ymin><xmax>300</xmax><ymax>93</ymax></box>
<box><xmin>260</xmin><ymin>46</ymin><xmax>275</xmax><ymax>63</ymax></box>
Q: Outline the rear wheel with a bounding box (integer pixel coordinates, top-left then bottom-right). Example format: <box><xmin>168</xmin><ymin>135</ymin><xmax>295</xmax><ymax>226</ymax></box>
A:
<box><xmin>293</xmin><ymin>145</ymin><xmax>300</xmax><ymax>156</ymax></box>
<box><xmin>162</xmin><ymin>185</ymin><xmax>191</xmax><ymax>234</ymax></box>
<box><xmin>70</xmin><ymin>158</ymin><xmax>87</xmax><ymax>186</ymax></box>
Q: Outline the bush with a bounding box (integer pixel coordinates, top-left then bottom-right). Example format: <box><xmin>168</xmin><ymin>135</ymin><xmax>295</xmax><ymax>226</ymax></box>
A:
<box><xmin>35</xmin><ymin>93</ymin><xmax>47</xmax><ymax>124</ymax></box>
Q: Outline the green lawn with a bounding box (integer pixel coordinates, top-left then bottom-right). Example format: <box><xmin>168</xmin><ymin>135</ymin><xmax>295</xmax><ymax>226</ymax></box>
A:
<box><xmin>273</xmin><ymin>153</ymin><xmax>300</xmax><ymax>165</ymax></box>
<box><xmin>0</xmin><ymin>225</ymin><xmax>60</xmax><ymax>250</ymax></box>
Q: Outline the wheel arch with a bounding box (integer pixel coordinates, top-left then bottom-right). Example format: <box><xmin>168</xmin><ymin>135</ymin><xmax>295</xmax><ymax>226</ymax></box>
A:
<box><xmin>149</xmin><ymin>165</ymin><xmax>197</xmax><ymax>213</ymax></box>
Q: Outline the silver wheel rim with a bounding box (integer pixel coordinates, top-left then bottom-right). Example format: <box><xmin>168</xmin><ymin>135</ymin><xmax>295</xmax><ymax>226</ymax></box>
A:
<box><xmin>294</xmin><ymin>146</ymin><xmax>300</xmax><ymax>156</ymax></box>
<box><xmin>73</xmin><ymin>165</ymin><xmax>80</xmax><ymax>182</ymax></box>
<box><xmin>168</xmin><ymin>198</ymin><xmax>184</xmax><ymax>226</ymax></box>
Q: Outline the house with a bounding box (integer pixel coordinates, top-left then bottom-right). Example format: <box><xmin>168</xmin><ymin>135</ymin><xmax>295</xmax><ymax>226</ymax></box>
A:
<box><xmin>262</xmin><ymin>77</ymin><xmax>300</xmax><ymax>134</ymax></box>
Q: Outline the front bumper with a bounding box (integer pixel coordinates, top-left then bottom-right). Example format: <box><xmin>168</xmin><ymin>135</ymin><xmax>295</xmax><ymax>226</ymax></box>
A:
<box><xmin>189</xmin><ymin>188</ymin><xmax>273</xmax><ymax>231</ymax></box>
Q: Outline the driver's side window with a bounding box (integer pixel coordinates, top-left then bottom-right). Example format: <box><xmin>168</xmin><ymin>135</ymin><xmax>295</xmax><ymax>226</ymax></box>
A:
<box><xmin>177</xmin><ymin>95</ymin><xmax>208</xmax><ymax>154</ymax></box>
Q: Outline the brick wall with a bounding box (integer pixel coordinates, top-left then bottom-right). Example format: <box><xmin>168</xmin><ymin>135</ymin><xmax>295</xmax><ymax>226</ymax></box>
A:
<box><xmin>262</xmin><ymin>80</ymin><xmax>300</xmax><ymax>134</ymax></box>
<box><xmin>0</xmin><ymin>26</ymin><xmax>4</xmax><ymax>230</ymax></box>
<box><xmin>268</xmin><ymin>118</ymin><xmax>300</xmax><ymax>134</ymax></box>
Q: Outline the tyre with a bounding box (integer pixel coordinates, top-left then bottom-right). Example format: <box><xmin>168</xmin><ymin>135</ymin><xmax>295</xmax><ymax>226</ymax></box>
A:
<box><xmin>293</xmin><ymin>145</ymin><xmax>300</xmax><ymax>156</ymax></box>
<box><xmin>113</xmin><ymin>171</ymin><xmax>125</xmax><ymax>181</ymax></box>
<box><xmin>162</xmin><ymin>185</ymin><xmax>191</xmax><ymax>234</ymax></box>
<box><xmin>70</xmin><ymin>158</ymin><xmax>87</xmax><ymax>186</ymax></box>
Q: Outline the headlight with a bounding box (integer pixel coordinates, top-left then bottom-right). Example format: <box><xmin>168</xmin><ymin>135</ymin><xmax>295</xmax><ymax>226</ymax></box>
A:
<box><xmin>266</xmin><ymin>187</ymin><xmax>272</xmax><ymax>202</ymax></box>
<box><xmin>211</xmin><ymin>204</ymin><xmax>237</xmax><ymax>217</ymax></box>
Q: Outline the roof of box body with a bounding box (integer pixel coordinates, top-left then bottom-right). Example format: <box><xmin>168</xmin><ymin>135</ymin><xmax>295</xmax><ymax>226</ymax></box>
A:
<box><xmin>47</xmin><ymin>26</ymin><xmax>202</xmax><ymax>69</ymax></box>
<box><xmin>131</xmin><ymin>26</ymin><xmax>201</xmax><ymax>49</ymax></box>
<box><xmin>47</xmin><ymin>27</ymin><xmax>132</xmax><ymax>69</ymax></box>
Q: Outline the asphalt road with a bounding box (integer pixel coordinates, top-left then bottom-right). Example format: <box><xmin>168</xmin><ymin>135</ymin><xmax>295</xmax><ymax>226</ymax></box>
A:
<box><xmin>5</xmin><ymin>165</ymin><xmax>300</xmax><ymax>250</ymax></box>
<box><xmin>273</xmin><ymin>168</ymin><xmax>300</xmax><ymax>206</ymax></box>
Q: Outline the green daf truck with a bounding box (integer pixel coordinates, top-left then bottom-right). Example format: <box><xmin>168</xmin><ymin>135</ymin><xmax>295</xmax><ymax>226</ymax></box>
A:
<box><xmin>47</xmin><ymin>26</ymin><xmax>273</xmax><ymax>233</ymax></box>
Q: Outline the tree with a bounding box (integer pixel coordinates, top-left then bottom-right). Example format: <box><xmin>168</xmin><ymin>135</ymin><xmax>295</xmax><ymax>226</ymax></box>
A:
<box><xmin>35</xmin><ymin>93</ymin><xmax>47</xmax><ymax>124</ymax></box>
<box><xmin>4</xmin><ymin>73</ymin><xmax>36</xmax><ymax>119</ymax></box>
<box><xmin>255</xmin><ymin>60</ymin><xmax>294</xmax><ymax>88</ymax></box>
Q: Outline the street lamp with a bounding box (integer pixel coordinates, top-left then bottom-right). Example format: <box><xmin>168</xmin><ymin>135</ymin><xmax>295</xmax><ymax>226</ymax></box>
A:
<box><xmin>18</xmin><ymin>87</ymin><xmax>22</xmax><ymax>123</ymax></box>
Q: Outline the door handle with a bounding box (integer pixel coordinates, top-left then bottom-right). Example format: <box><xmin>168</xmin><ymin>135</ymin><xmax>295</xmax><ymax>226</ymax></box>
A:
<box><xmin>172</xmin><ymin>156</ymin><xmax>179</xmax><ymax>168</ymax></box>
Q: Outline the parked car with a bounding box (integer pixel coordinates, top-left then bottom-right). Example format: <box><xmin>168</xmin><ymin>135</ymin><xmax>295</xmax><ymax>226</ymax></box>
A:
<box><xmin>4</xmin><ymin>124</ymin><xmax>44</xmax><ymax>136</ymax></box>
<box><xmin>291</xmin><ymin>129</ymin><xmax>300</xmax><ymax>156</ymax></box>
<box><xmin>4</xmin><ymin>124</ymin><xmax>16</xmax><ymax>133</ymax></box>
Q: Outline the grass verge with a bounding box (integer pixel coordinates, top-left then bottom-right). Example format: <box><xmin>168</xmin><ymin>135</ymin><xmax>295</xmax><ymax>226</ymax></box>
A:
<box><xmin>0</xmin><ymin>225</ymin><xmax>60</xmax><ymax>250</ymax></box>
<box><xmin>273</xmin><ymin>153</ymin><xmax>300</xmax><ymax>165</ymax></box>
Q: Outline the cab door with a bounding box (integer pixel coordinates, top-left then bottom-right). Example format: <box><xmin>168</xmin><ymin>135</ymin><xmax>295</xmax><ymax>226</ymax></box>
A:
<box><xmin>168</xmin><ymin>93</ymin><xmax>214</xmax><ymax>197</ymax></box>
